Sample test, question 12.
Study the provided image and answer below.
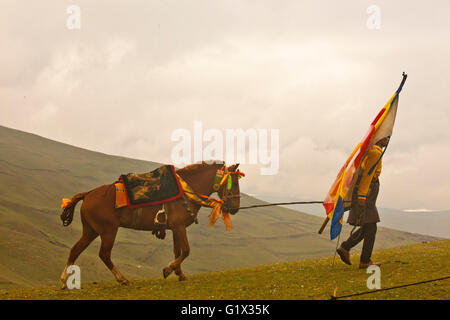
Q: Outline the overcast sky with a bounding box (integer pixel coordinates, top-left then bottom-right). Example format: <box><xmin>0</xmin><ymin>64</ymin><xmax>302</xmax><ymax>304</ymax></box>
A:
<box><xmin>1</xmin><ymin>1</ymin><xmax>449</xmax><ymax>210</ymax></box>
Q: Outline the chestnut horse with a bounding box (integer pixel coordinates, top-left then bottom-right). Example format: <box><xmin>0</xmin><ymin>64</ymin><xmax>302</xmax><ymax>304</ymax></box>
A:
<box><xmin>59</xmin><ymin>162</ymin><xmax>241</xmax><ymax>288</ymax></box>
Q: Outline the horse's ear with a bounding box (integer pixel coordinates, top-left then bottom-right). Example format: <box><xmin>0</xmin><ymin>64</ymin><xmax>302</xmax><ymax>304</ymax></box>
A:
<box><xmin>228</xmin><ymin>163</ymin><xmax>240</xmax><ymax>172</ymax></box>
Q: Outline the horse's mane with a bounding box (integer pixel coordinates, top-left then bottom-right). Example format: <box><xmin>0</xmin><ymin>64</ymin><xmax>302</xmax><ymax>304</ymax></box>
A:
<box><xmin>177</xmin><ymin>161</ymin><xmax>224</xmax><ymax>176</ymax></box>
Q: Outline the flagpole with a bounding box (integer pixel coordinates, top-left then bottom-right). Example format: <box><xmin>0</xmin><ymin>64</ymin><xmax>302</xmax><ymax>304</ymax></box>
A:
<box><xmin>332</xmin><ymin>232</ymin><xmax>341</xmax><ymax>268</ymax></box>
<box><xmin>318</xmin><ymin>217</ymin><xmax>329</xmax><ymax>234</ymax></box>
<box><xmin>398</xmin><ymin>72</ymin><xmax>408</xmax><ymax>93</ymax></box>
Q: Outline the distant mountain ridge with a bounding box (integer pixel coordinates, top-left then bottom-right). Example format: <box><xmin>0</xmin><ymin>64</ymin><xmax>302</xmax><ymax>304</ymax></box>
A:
<box><xmin>254</xmin><ymin>194</ymin><xmax>450</xmax><ymax>238</ymax></box>
<box><xmin>0</xmin><ymin>125</ymin><xmax>438</xmax><ymax>288</ymax></box>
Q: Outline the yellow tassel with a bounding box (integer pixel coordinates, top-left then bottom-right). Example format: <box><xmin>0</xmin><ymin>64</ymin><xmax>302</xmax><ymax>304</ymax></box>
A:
<box><xmin>208</xmin><ymin>202</ymin><xmax>222</xmax><ymax>226</ymax></box>
<box><xmin>207</xmin><ymin>202</ymin><xmax>232</xmax><ymax>231</ymax></box>
<box><xmin>222</xmin><ymin>212</ymin><xmax>232</xmax><ymax>231</ymax></box>
<box><xmin>219</xmin><ymin>173</ymin><xmax>229</xmax><ymax>186</ymax></box>
<box><xmin>61</xmin><ymin>198</ymin><xmax>72</xmax><ymax>209</ymax></box>
<box><xmin>333</xmin><ymin>287</ymin><xmax>338</xmax><ymax>298</ymax></box>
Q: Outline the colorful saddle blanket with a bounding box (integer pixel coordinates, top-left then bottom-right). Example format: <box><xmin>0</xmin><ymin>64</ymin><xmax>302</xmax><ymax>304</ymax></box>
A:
<box><xmin>118</xmin><ymin>165</ymin><xmax>184</xmax><ymax>208</ymax></box>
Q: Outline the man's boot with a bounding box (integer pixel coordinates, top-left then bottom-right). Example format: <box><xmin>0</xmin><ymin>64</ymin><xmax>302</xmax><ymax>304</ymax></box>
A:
<box><xmin>336</xmin><ymin>246</ymin><xmax>352</xmax><ymax>265</ymax></box>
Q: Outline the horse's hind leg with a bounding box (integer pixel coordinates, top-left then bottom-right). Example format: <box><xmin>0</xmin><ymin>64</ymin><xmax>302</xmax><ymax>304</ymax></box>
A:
<box><xmin>98</xmin><ymin>226</ymin><xmax>129</xmax><ymax>285</ymax></box>
<box><xmin>60</xmin><ymin>217</ymin><xmax>98</xmax><ymax>289</ymax></box>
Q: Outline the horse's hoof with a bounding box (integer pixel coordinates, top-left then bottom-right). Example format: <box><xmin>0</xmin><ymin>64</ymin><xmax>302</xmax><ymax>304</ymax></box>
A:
<box><xmin>163</xmin><ymin>267</ymin><xmax>172</xmax><ymax>279</ymax></box>
<box><xmin>60</xmin><ymin>278</ymin><xmax>68</xmax><ymax>290</ymax></box>
<box><xmin>119</xmin><ymin>279</ymin><xmax>130</xmax><ymax>286</ymax></box>
<box><xmin>178</xmin><ymin>275</ymin><xmax>188</xmax><ymax>281</ymax></box>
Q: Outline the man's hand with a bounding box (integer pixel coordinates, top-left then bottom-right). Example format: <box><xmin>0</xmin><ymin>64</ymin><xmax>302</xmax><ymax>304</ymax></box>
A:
<box><xmin>357</xmin><ymin>198</ymin><xmax>366</xmax><ymax>206</ymax></box>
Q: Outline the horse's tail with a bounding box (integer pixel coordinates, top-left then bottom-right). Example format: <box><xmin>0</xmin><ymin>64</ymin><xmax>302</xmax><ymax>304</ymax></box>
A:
<box><xmin>60</xmin><ymin>192</ymin><xmax>87</xmax><ymax>227</ymax></box>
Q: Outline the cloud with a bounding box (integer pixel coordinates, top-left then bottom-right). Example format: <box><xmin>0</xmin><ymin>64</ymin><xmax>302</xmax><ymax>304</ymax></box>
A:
<box><xmin>0</xmin><ymin>0</ymin><xmax>449</xmax><ymax>210</ymax></box>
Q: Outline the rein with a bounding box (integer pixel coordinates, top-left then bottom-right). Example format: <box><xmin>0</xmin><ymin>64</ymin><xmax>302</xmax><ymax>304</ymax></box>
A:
<box><xmin>238</xmin><ymin>200</ymin><xmax>352</xmax><ymax>210</ymax></box>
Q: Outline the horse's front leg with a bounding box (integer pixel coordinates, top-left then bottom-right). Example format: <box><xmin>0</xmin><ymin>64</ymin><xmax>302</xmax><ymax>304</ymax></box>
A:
<box><xmin>163</xmin><ymin>225</ymin><xmax>189</xmax><ymax>280</ymax></box>
<box><xmin>173</xmin><ymin>227</ymin><xmax>188</xmax><ymax>281</ymax></box>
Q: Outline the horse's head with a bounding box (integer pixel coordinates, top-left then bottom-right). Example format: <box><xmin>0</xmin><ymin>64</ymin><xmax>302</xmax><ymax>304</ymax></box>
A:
<box><xmin>214</xmin><ymin>163</ymin><xmax>244</xmax><ymax>215</ymax></box>
<box><xmin>177</xmin><ymin>161</ymin><xmax>245</xmax><ymax>215</ymax></box>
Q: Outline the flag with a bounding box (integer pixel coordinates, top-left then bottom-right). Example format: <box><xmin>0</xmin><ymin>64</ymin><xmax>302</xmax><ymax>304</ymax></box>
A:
<box><xmin>323</xmin><ymin>73</ymin><xmax>407</xmax><ymax>240</ymax></box>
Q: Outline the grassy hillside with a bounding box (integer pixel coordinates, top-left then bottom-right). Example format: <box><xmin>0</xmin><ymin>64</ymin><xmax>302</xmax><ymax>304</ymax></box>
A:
<box><xmin>1</xmin><ymin>239</ymin><xmax>448</xmax><ymax>300</ymax></box>
<box><xmin>0</xmin><ymin>125</ymin><xmax>438</xmax><ymax>289</ymax></box>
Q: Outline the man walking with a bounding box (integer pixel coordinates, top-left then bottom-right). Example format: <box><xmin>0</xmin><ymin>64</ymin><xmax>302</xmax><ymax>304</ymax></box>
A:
<box><xmin>336</xmin><ymin>137</ymin><xmax>389</xmax><ymax>269</ymax></box>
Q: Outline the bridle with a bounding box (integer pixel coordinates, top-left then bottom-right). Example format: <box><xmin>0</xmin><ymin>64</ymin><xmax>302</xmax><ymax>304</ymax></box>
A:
<box><xmin>173</xmin><ymin>164</ymin><xmax>245</xmax><ymax>230</ymax></box>
<box><xmin>212</xmin><ymin>165</ymin><xmax>245</xmax><ymax>213</ymax></box>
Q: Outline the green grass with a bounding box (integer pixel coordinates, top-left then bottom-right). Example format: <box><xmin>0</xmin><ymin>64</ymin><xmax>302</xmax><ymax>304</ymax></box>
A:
<box><xmin>1</xmin><ymin>239</ymin><xmax>448</xmax><ymax>300</ymax></box>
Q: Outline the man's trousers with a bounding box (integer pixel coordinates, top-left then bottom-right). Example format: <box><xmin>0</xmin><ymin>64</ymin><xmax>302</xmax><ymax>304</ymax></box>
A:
<box><xmin>341</xmin><ymin>223</ymin><xmax>377</xmax><ymax>263</ymax></box>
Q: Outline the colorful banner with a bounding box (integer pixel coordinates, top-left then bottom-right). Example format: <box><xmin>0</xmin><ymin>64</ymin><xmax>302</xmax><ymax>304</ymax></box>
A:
<box><xmin>323</xmin><ymin>74</ymin><xmax>407</xmax><ymax>239</ymax></box>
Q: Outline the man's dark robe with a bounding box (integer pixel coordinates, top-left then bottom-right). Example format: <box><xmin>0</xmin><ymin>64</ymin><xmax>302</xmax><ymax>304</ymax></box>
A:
<box><xmin>347</xmin><ymin>178</ymin><xmax>381</xmax><ymax>226</ymax></box>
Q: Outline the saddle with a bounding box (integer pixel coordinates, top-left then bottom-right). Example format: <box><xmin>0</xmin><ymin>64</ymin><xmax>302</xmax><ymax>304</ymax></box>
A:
<box><xmin>118</xmin><ymin>165</ymin><xmax>184</xmax><ymax>208</ymax></box>
<box><xmin>115</xmin><ymin>165</ymin><xmax>185</xmax><ymax>240</ymax></box>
